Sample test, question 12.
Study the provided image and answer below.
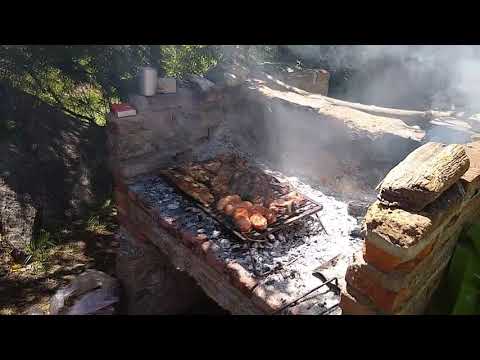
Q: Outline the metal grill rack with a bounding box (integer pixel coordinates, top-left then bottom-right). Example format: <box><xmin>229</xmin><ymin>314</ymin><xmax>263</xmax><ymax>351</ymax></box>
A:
<box><xmin>162</xmin><ymin>170</ymin><xmax>324</xmax><ymax>243</ymax></box>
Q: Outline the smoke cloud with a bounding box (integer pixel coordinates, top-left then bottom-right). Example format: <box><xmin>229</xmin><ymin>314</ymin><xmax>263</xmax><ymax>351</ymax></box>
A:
<box><xmin>286</xmin><ymin>45</ymin><xmax>480</xmax><ymax>112</ymax></box>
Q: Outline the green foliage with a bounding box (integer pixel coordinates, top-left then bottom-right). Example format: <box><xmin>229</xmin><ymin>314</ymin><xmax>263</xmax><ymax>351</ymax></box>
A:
<box><xmin>28</xmin><ymin>229</ymin><xmax>54</xmax><ymax>253</ymax></box>
<box><xmin>0</xmin><ymin>45</ymin><xmax>220</xmax><ymax>125</ymax></box>
<box><xmin>26</xmin><ymin>229</ymin><xmax>57</xmax><ymax>267</ymax></box>
<box><xmin>160</xmin><ymin>45</ymin><xmax>218</xmax><ymax>79</ymax></box>
<box><xmin>429</xmin><ymin>224</ymin><xmax>480</xmax><ymax>314</ymax></box>
<box><xmin>0</xmin><ymin>45</ymin><xmax>290</xmax><ymax>126</ymax></box>
<box><xmin>447</xmin><ymin>241</ymin><xmax>480</xmax><ymax>314</ymax></box>
<box><xmin>85</xmin><ymin>198</ymin><xmax>116</xmax><ymax>234</ymax></box>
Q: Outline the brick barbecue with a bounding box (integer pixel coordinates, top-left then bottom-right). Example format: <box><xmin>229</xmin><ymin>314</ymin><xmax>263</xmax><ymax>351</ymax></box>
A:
<box><xmin>108</xmin><ymin>66</ymin><xmax>480</xmax><ymax>315</ymax></box>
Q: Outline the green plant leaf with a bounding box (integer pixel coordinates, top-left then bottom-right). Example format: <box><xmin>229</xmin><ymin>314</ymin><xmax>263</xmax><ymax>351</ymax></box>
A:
<box><xmin>448</xmin><ymin>241</ymin><xmax>480</xmax><ymax>314</ymax></box>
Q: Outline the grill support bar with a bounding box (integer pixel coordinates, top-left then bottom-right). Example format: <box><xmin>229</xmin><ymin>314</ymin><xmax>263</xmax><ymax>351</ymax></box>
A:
<box><xmin>271</xmin><ymin>277</ymin><xmax>340</xmax><ymax>315</ymax></box>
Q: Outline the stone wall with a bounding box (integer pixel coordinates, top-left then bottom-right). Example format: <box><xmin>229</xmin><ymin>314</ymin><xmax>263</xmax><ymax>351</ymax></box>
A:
<box><xmin>106</xmin><ymin>87</ymin><xmax>224</xmax><ymax>181</ymax></box>
<box><xmin>116</xmin><ymin>227</ymin><xmax>209</xmax><ymax>314</ymax></box>
<box><xmin>107</xmin><ymin>70</ymin><xmax>480</xmax><ymax>315</ymax></box>
<box><xmin>278</xmin><ymin>69</ymin><xmax>330</xmax><ymax>96</ymax></box>
<box><xmin>341</xmin><ymin>142</ymin><xmax>480</xmax><ymax>314</ymax></box>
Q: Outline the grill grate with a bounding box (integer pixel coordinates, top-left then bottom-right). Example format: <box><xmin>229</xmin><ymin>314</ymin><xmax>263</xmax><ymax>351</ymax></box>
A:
<box><xmin>161</xmin><ymin>170</ymin><xmax>324</xmax><ymax>243</ymax></box>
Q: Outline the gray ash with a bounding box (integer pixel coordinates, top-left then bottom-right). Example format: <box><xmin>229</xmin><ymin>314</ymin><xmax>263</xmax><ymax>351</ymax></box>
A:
<box><xmin>129</xmin><ymin>163</ymin><xmax>362</xmax><ymax>313</ymax></box>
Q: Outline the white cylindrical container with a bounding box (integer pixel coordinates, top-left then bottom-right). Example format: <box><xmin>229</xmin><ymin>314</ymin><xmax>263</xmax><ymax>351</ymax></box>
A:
<box><xmin>138</xmin><ymin>66</ymin><xmax>158</xmax><ymax>96</ymax></box>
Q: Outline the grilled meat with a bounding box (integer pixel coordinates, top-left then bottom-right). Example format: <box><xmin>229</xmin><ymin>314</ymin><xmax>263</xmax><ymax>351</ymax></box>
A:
<box><xmin>159</xmin><ymin>170</ymin><xmax>214</xmax><ymax>206</ymax></box>
<box><xmin>234</xmin><ymin>216</ymin><xmax>252</xmax><ymax>233</ymax></box>
<box><xmin>229</xmin><ymin>168</ymin><xmax>273</xmax><ymax>206</ymax></box>
<box><xmin>216</xmin><ymin>195</ymin><xmax>242</xmax><ymax>211</ymax></box>
<box><xmin>250</xmin><ymin>213</ymin><xmax>268</xmax><ymax>231</ymax></box>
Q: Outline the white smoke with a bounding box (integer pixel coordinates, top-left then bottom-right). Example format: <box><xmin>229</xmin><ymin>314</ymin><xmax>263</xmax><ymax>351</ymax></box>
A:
<box><xmin>286</xmin><ymin>45</ymin><xmax>480</xmax><ymax>111</ymax></box>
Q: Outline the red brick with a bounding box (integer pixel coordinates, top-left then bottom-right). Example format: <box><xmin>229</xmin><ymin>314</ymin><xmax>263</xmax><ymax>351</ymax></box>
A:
<box><xmin>121</xmin><ymin>217</ymin><xmax>148</xmax><ymax>243</ymax></box>
<box><xmin>251</xmin><ymin>285</ymin><xmax>286</xmax><ymax>314</ymax></box>
<box><xmin>345</xmin><ymin>263</ymin><xmax>410</xmax><ymax>313</ymax></box>
<box><xmin>340</xmin><ymin>289</ymin><xmax>377</xmax><ymax>315</ymax></box>
<box><xmin>364</xmin><ymin>239</ymin><xmax>435</xmax><ymax>273</ymax></box>
<box><xmin>182</xmin><ymin>231</ymin><xmax>208</xmax><ymax>250</ymax></box>
<box><xmin>156</xmin><ymin>216</ymin><xmax>179</xmax><ymax>238</ymax></box>
<box><xmin>363</xmin><ymin>242</ymin><xmax>403</xmax><ymax>272</ymax></box>
<box><xmin>127</xmin><ymin>189</ymin><xmax>138</xmax><ymax>202</ymax></box>
<box><xmin>201</xmin><ymin>241</ymin><xmax>228</xmax><ymax>274</ymax></box>
<box><xmin>395</xmin><ymin>241</ymin><xmax>434</xmax><ymax>272</ymax></box>
<box><xmin>226</xmin><ymin>261</ymin><xmax>257</xmax><ymax>296</ymax></box>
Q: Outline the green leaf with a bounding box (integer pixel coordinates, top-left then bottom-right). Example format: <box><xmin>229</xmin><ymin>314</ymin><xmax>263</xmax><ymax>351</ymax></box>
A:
<box><xmin>448</xmin><ymin>241</ymin><xmax>480</xmax><ymax>314</ymax></box>
<box><xmin>465</xmin><ymin>223</ymin><xmax>480</xmax><ymax>256</ymax></box>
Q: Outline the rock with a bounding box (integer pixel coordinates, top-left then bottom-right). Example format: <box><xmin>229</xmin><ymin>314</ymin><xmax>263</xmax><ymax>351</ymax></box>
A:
<box><xmin>220</xmin><ymin>238</ymin><xmax>230</xmax><ymax>247</ymax></box>
<box><xmin>347</xmin><ymin>200</ymin><xmax>370</xmax><ymax>218</ymax></box>
<box><xmin>349</xmin><ymin>226</ymin><xmax>364</xmax><ymax>238</ymax></box>
<box><xmin>0</xmin><ymin>185</ymin><xmax>36</xmax><ymax>256</ymax></box>
<box><xmin>0</xmin><ymin>84</ymin><xmax>110</xmax><ymax>255</ymax></box>
<box><xmin>167</xmin><ymin>203</ymin><xmax>179</xmax><ymax>210</ymax></box>
<box><xmin>49</xmin><ymin>269</ymin><xmax>119</xmax><ymax>315</ymax></box>
<box><xmin>185</xmin><ymin>74</ymin><xmax>215</xmax><ymax>92</ymax></box>
<box><xmin>280</xmin><ymin>69</ymin><xmax>330</xmax><ymax>96</ymax></box>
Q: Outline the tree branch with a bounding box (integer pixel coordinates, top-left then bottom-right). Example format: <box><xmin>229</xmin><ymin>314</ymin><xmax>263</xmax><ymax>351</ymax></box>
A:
<box><xmin>26</xmin><ymin>68</ymin><xmax>97</xmax><ymax>123</ymax></box>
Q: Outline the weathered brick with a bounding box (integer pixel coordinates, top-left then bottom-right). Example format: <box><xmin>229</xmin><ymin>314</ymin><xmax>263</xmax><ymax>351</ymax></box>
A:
<box><xmin>226</xmin><ymin>261</ymin><xmax>257</xmax><ymax>296</ymax></box>
<box><xmin>359</xmin><ymin>230</ymin><xmax>459</xmax><ymax>293</ymax></box>
<box><xmin>365</xmin><ymin>201</ymin><xmax>435</xmax><ymax>254</ymax></box>
<box><xmin>202</xmin><ymin>241</ymin><xmax>228</xmax><ymax>274</ymax></box>
<box><xmin>394</xmin><ymin>241</ymin><xmax>435</xmax><ymax>272</ymax></box>
<box><xmin>251</xmin><ymin>285</ymin><xmax>289</xmax><ymax>314</ymax></box>
<box><xmin>396</xmin><ymin>264</ymin><xmax>447</xmax><ymax>315</ymax></box>
<box><xmin>345</xmin><ymin>261</ymin><xmax>410</xmax><ymax>313</ymax></box>
<box><xmin>340</xmin><ymin>289</ymin><xmax>378</xmax><ymax>315</ymax></box>
<box><xmin>364</xmin><ymin>184</ymin><xmax>464</xmax><ymax>269</ymax></box>
<box><xmin>363</xmin><ymin>241</ymin><xmax>404</xmax><ymax>273</ymax></box>
<box><xmin>182</xmin><ymin>231</ymin><xmax>208</xmax><ymax>251</ymax></box>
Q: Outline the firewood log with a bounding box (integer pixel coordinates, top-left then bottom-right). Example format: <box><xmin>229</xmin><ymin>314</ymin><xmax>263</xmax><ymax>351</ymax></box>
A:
<box><xmin>377</xmin><ymin>143</ymin><xmax>470</xmax><ymax>211</ymax></box>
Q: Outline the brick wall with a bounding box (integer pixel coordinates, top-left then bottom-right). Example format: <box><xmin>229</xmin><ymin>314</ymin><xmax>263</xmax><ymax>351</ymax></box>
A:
<box><xmin>341</xmin><ymin>142</ymin><xmax>480</xmax><ymax>314</ymax></box>
<box><xmin>106</xmin><ymin>87</ymin><xmax>225</xmax><ymax>182</ymax></box>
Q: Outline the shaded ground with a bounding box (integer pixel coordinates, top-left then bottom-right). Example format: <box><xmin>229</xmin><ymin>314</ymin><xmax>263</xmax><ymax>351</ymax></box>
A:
<box><xmin>0</xmin><ymin>201</ymin><xmax>228</xmax><ymax>315</ymax></box>
<box><xmin>0</xmin><ymin>202</ymin><xmax>118</xmax><ymax>315</ymax></box>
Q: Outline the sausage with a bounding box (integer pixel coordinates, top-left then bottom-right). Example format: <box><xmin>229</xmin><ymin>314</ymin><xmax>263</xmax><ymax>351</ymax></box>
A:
<box><xmin>250</xmin><ymin>213</ymin><xmax>268</xmax><ymax>231</ymax></box>
<box><xmin>234</xmin><ymin>216</ymin><xmax>252</xmax><ymax>233</ymax></box>
<box><xmin>224</xmin><ymin>201</ymin><xmax>253</xmax><ymax>216</ymax></box>
<box><xmin>224</xmin><ymin>203</ymin><xmax>237</xmax><ymax>216</ymax></box>
<box><xmin>233</xmin><ymin>207</ymin><xmax>250</xmax><ymax>220</ymax></box>
<box><xmin>252</xmin><ymin>205</ymin><xmax>277</xmax><ymax>225</ymax></box>
<box><xmin>216</xmin><ymin>195</ymin><xmax>241</xmax><ymax>212</ymax></box>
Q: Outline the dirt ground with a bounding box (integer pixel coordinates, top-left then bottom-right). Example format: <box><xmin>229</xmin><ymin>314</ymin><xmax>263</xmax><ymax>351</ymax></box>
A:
<box><xmin>0</xmin><ymin>204</ymin><xmax>227</xmax><ymax>315</ymax></box>
<box><xmin>0</xmin><ymin>218</ymin><xmax>118</xmax><ymax>315</ymax></box>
